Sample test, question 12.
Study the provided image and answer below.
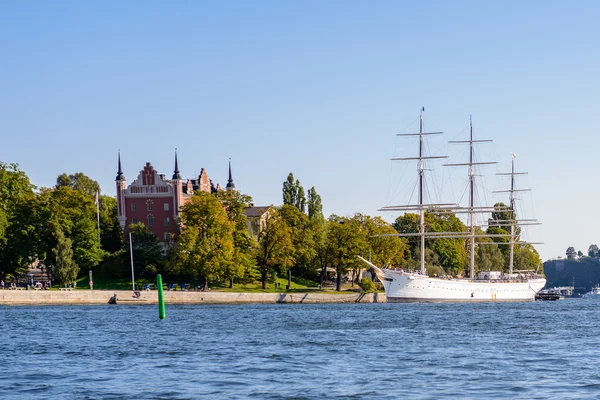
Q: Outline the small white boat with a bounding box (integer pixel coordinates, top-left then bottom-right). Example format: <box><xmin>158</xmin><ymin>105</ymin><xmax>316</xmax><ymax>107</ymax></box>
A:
<box><xmin>583</xmin><ymin>285</ymin><xmax>600</xmax><ymax>298</ymax></box>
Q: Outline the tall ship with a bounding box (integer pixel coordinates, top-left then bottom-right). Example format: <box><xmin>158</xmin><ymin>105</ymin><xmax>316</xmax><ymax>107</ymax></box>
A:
<box><xmin>359</xmin><ymin>109</ymin><xmax>546</xmax><ymax>302</ymax></box>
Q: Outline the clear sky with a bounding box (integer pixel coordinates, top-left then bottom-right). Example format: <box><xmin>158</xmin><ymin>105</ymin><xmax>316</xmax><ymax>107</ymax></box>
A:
<box><xmin>1</xmin><ymin>0</ymin><xmax>599</xmax><ymax>261</ymax></box>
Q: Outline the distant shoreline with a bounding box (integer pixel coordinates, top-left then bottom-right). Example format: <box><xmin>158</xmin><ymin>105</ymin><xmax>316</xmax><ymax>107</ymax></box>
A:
<box><xmin>0</xmin><ymin>290</ymin><xmax>386</xmax><ymax>305</ymax></box>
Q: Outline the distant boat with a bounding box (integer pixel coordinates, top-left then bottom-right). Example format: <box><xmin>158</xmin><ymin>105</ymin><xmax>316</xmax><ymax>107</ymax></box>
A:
<box><xmin>359</xmin><ymin>109</ymin><xmax>546</xmax><ymax>302</ymax></box>
<box><xmin>535</xmin><ymin>288</ymin><xmax>562</xmax><ymax>301</ymax></box>
<box><xmin>582</xmin><ymin>285</ymin><xmax>600</xmax><ymax>299</ymax></box>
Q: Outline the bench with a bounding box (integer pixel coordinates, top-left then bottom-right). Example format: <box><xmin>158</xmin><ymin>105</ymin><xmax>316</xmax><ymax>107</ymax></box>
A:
<box><xmin>59</xmin><ymin>288</ymin><xmax>73</xmax><ymax>291</ymax></box>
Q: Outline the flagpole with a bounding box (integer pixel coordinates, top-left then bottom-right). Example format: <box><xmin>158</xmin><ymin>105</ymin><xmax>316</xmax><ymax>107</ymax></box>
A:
<box><xmin>129</xmin><ymin>231</ymin><xmax>135</xmax><ymax>291</ymax></box>
<box><xmin>96</xmin><ymin>191</ymin><xmax>101</xmax><ymax>244</ymax></box>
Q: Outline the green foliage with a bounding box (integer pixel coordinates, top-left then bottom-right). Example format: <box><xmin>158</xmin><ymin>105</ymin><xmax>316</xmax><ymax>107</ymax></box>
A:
<box><xmin>307</xmin><ymin>214</ymin><xmax>329</xmax><ymax>283</ymax></box>
<box><xmin>515</xmin><ymin>244</ymin><xmax>541</xmax><ymax>270</ymax></box>
<box><xmin>255</xmin><ymin>208</ymin><xmax>294</xmax><ymax>289</ymax></box>
<box><xmin>326</xmin><ymin>214</ymin><xmax>368</xmax><ymax>291</ymax></box>
<box><xmin>476</xmin><ymin>239</ymin><xmax>505</xmax><ymax>272</ymax></box>
<box><xmin>307</xmin><ymin>187</ymin><xmax>323</xmax><ymax>219</ymax></box>
<box><xmin>282</xmin><ymin>173</ymin><xmax>306</xmax><ymax>213</ymax></box>
<box><xmin>0</xmin><ymin>162</ymin><xmax>37</xmax><ymax>276</ymax></box>
<box><xmin>97</xmin><ymin>249</ymin><xmax>127</xmax><ymax>278</ymax></box>
<box><xmin>428</xmin><ymin>213</ymin><xmax>467</xmax><ymax>275</ymax></box>
<box><xmin>127</xmin><ymin>222</ymin><xmax>163</xmax><ymax>278</ymax></box>
<box><xmin>52</xmin><ymin>230</ymin><xmax>79</xmax><ymax>286</ymax></box>
<box><xmin>490</xmin><ymin>202</ymin><xmax>513</xmax><ymax>224</ymax></box>
<box><xmin>279</xmin><ymin>204</ymin><xmax>316</xmax><ymax>287</ymax></box>
<box><xmin>56</xmin><ymin>172</ymin><xmax>100</xmax><ymax>198</ymax></box>
<box><xmin>358</xmin><ymin>278</ymin><xmax>376</xmax><ymax>292</ymax></box>
<box><xmin>361</xmin><ymin>215</ymin><xmax>409</xmax><ymax>268</ymax></box>
<box><xmin>98</xmin><ymin>195</ymin><xmax>123</xmax><ymax>253</ymax></box>
<box><xmin>214</xmin><ymin>189</ymin><xmax>258</xmax><ymax>286</ymax></box>
<box><xmin>425</xmin><ymin>264</ymin><xmax>445</xmax><ymax>277</ymax></box>
<box><xmin>166</xmin><ymin>192</ymin><xmax>235</xmax><ymax>286</ymax></box>
<box><xmin>35</xmin><ymin>186</ymin><xmax>104</xmax><ymax>271</ymax></box>
<box><xmin>393</xmin><ymin>212</ymin><xmax>467</xmax><ymax>275</ymax></box>
<box><xmin>282</xmin><ymin>173</ymin><xmax>297</xmax><ymax>207</ymax></box>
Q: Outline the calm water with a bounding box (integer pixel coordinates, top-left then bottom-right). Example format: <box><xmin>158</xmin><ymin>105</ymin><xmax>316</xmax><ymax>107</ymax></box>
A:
<box><xmin>1</xmin><ymin>300</ymin><xmax>598</xmax><ymax>399</ymax></box>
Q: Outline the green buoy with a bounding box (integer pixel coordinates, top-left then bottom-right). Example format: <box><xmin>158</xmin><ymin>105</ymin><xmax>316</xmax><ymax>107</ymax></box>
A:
<box><xmin>157</xmin><ymin>274</ymin><xmax>166</xmax><ymax>319</ymax></box>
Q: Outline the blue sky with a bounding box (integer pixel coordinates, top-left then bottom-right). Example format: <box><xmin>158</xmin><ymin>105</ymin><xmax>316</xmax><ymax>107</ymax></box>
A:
<box><xmin>1</xmin><ymin>0</ymin><xmax>599</xmax><ymax>261</ymax></box>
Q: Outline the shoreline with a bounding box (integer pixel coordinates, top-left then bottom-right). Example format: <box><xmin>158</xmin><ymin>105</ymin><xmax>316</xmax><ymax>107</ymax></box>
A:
<box><xmin>0</xmin><ymin>290</ymin><xmax>387</xmax><ymax>305</ymax></box>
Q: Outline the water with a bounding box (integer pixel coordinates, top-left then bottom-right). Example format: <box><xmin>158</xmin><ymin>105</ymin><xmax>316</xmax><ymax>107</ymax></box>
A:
<box><xmin>0</xmin><ymin>300</ymin><xmax>598</xmax><ymax>399</ymax></box>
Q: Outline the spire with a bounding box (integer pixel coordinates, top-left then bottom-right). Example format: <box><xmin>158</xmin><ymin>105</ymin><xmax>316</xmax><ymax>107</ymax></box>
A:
<box><xmin>226</xmin><ymin>158</ymin><xmax>236</xmax><ymax>190</ymax></box>
<box><xmin>116</xmin><ymin>151</ymin><xmax>125</xmax><ymax>181</ymax></box>
<box><xmin>172</xmin><ymin>149</ymin><xmax>181</xmax><ymax>180</ymax></box>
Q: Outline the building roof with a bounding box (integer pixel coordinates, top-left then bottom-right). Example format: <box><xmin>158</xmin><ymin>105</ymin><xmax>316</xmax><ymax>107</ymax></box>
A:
<box><xmin>244</xmin><ymin>206</ymin><xmax>270</xmax><ymax>218</ymax></box>
<box><xmin>226</xmin><ymin>158</ymin><xmax>235</xmax><ymax>190</ymax></box>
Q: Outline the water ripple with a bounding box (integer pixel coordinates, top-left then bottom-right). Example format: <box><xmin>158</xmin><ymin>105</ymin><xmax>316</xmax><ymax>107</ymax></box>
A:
<box><xmin>0</xmin><ymin>300</ymin><xmax>597</xmax><ymax>398</ymax></box>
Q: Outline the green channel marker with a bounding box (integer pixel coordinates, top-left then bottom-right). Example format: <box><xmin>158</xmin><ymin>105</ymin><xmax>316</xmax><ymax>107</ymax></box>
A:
<box><xmin>157</xmin><ymin>274</ymin><xmax>166</xmax><ymax>319</ymax></box>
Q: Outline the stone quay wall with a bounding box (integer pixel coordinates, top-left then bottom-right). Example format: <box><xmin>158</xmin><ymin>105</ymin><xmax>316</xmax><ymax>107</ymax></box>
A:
<box><xmin>0</xmin><ymin>290</ymin><xmax>387</xmax><ymax>305</ymax></box>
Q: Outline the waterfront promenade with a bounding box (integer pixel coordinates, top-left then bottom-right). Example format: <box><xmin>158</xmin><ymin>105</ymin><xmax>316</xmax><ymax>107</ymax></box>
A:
<box><xmin>0</xmin><ymin>290</ymin><xmax>386</xmax><ymax>305</ymax></box>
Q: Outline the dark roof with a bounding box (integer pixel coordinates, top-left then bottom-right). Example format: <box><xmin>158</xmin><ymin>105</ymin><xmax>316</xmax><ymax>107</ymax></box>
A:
<box><xmin>244</xmin><ymin>206</ymin><xmax>270</xmax><ymax>218</ymax></box>
<box><xmin>116</xmin><ymin>152</ymin><xmax>125</xmax><ymax>181</ymax></box>
<box><xmin>172</xmin><ymin>151</ymin><xmax>181</xmax><ymax>180</ymax></box>
<box><xmin>226</xmin><ymin>158</ymin><xmax>235</xmax><ymax>190</ymax></box>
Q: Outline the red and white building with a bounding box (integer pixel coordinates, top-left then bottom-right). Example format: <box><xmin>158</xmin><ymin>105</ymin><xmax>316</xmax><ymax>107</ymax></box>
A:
<box><xmin>115</xmin><ymin>153</ymin><xmax>233</xmax><ymax>243</ymax></box>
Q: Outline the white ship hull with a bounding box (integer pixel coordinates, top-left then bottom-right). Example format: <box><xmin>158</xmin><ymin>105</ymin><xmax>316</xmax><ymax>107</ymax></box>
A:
<box><xmin>378</xmin><ymin>268</ymin><xmax>546</xmax><ymax>302</ymax></box>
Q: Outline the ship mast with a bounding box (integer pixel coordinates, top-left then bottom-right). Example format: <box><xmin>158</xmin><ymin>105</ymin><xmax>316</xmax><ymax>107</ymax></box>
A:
<box><xmin>418</xmin><ymin>109</ymin><xmax>425</xmax><ymax>275</ymax></box>
<box><xmin>380</xmin><ymin>108</ymin><xmax>450</xmax><ymax>275</ymax></box>
<box><xmin>445</xmin><ymin>117</ymin><xmax>495</xmax><ymax>279</ymax></box>
<box><xmin>494</xmin><ymin>154</ymin><xmax>538</xmax><ymax>274</ymax></box>
<box><xmin>509</xmin><ymin>156</ymin><xmax>516</xmax><ymax>273</ymax></box>
<box><xmin>469</xmin><ymin>117</ymin><xmax>476</xmax><ymax>280</ymax></box>
<box><xmin>377</xmin><ymin>115</ymin><xmax>541</xmax><ymax>279</ymax></box>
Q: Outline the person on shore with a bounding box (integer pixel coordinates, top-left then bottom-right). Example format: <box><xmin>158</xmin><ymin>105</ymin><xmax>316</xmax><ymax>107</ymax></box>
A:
<box><xmin>1</xmin><ymin>280</ymin><xmax>4</xmax><ymax>289</ymax></box>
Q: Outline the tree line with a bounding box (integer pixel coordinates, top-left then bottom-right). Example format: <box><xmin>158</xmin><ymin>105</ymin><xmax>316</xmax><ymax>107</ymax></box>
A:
<box><xmin>0</xmin><ymin>163</ymin><xmax>542</xmax><ymax>289</ymax></box>
<box><xmin>564</xmin><ymin>244</ymin><xmax>600</xmax><ymax>260</ymax></box>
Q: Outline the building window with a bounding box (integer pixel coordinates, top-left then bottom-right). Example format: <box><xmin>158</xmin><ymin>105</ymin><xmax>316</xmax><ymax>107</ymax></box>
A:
<box><xmin>164</xmin><ymin>203</ymin><xmax>169</xmax><ymax>211</ymax></box>
<box><xmin>131</xmin><ymin>218</ymin><xmax>137</xmax><ymax>224</ymax></box>
<box><xmin>165</xmin><ymin>232</ymin><xmax>171</xmax><ymax>241</ymax></box>
<box><xmin>131</xmin><ymin>204</ymin><xmax>136</xmax><ymax>212</ymax></box>
<box><xmin>147</xmin><ymin>203</ymin><xmax>153</xmax><ymax>211</ymax></box>
<box><xmin>148</xmin><ymin>217</ymin><xmax>154</xmax><ymax>227</ymax></box>
<box><xmin>164</xmin><ymin>217</ymin><xmax>170</xmax><ymax>226</ymax></box>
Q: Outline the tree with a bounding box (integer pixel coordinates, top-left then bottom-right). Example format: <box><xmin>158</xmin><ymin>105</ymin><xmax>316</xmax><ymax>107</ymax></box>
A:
<box><xmin>279</xmin><ymin>204</ymin><xmax>314</xmax><ymax>289</ymax></box>
<box><xmin>578</xmin><ymin>250</ymin><xmax>584</xmax><ymax>258</ymax></box>
<box><xmin>489</xmin><ymin>202</ymin><xmax>513</xmax><ymax>226</ymax></box>
<box><xmin>282</xmin><ymin>173</ymin><xmax>306</xmax><ymax>213</ymax></box>
<box><xmin>35</xmin><ymin>186</ymin><xmax>104</xmax><ymax>272</ymax></box>
<box><xmin>0</xmin><ymin>162</ymin><xmax>37</xmax><ymax>277</ymax></box>
<box><xmin>167</xmin><ymin>192</ymin><xmax>234</xmax><ymax>289</ymax></box>
<box><xmin>56</xmin><ymin>172</ymin><xmax>100</xmax><ymax>198</ymax></box>
<box><xmin>127</xmin><ymin>222</ymin><xmax>163</xmax><ymax>279</ymax></box>
<box><xmin>98</xmin><ymin>195</ymin><xmax>123</xmax><ymax>254</ymax></box>
<box><xmin>428</xmin><ymin>213</ymin><xmax>468</xmax><ymax>275</ymax></box>
<box><xmin>515</xmin><ymin>244</ymin><xmax>541</xmax><ymax>271</ymax></box>
<box><xmin>255</xmin><ymin>208</ymin><xmax>294</xmax><ymax>289</ymax></box>
<box><xmin>588</xmin><ymin>244</ymin><xmax>599</xmax><ymax>258</ymax></box>
<box><xmin>476</xmin><ymin>238</ymin><xmax>505</xmax><ymax>272</ymax></box>
<box><xmin>566</xmin><ymin>246</ymin><xmax>577</xmax><ymax>260</ymax></box>
<box><xmin>296</xmin><ymin>185</ymin><xmax>306</xmax><ymax>214</ymax></box>
<box><xmin>359</xmin><ymin>215</ymin><xmax>408</xmax><ymax>280</ymax></box>
<box><xmin>52</xmin><ymin>230</ymin><xmax>79</xmax><ymax>287</ymax></box>
<box><xmin>214</xmin><ymin>189</ymin><xmax>258</xmax><ymax>287</ymax></box>
<box><xmin>307</xmin><ymin>187</ymin><xmax>323</xmax><ymax>219</ymax></box>
<box><xmin>307</xmin><ymin>214</ymin><xmax>330</xmax><ymax>286</ymax></box>
<box><xmin>282</xmin><ymin>173</ymin><xmax>297</xmax><ymax>206</ymax></box>
<box><xmin>326</xmin><ymin>215</ymin><xmax>368</xmax><ymax>291</ymax></box>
